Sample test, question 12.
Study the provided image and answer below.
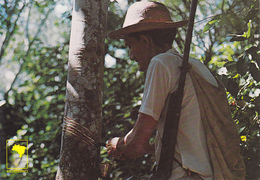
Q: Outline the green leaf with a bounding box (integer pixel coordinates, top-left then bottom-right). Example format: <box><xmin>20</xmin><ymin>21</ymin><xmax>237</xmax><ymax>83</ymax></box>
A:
<box><xmin>202</xmin><ymin>23</ymin><xmax>210</xmax><ymax>32</ymax></box>
<box><xmin>226</xmin><ymin>78</ymin><xmax>239</xmax><ymax>97</ymax></box>
<box><xmin>209</xmin><ymin>20</ymin><xmax>219</xmax><ymax>25</ymax></box>
<box><xmin>224</xmin><ymin>61</ymin><xmax>237</xmax><ymax>73</ymax></box>
<box><xmin>249</xmin><ymin>63</ymin><xmax>260</xmax><ymax>82</ymax></box>
<box><xmin>246</xmin><ymin>46</ymin><xmax>258</xmax><ymax>54</ymax></box>
<box><xmin>246</xmin><ymin>46</ymin><xmax>260</xmax><ymax>67</ymax></box>
<box><xmin>229</xmin><ymin>20</ymin><xmax>253</xmax><ymax>42</ymax></box>
<box><xmin>246</xmin><ymin>20</ymin><xmax>252</xmax><ymax>38</ymax></box>
<box><xmin>203</xmin><ymin>15</ymin><xmax>221</xmax><ymax>32</ymax></box>
<box><xmin>236</xmin><ymin>57</ymin><xmax>248</xmax><ymax>76</ymax></box>
<box><xmin>255</xmin><ymin>96</ymin><xmax>260</xmax><ymax>110</ymax></box>
<box><xmin>230</xmin><ymin>36</ymin><xmax>247</xmax><ymax>42</ymax></box>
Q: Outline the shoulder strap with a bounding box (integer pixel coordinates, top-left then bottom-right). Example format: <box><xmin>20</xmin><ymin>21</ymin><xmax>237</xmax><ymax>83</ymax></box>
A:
<box><xmin>152</xmin><ymin>63</ymin><xmax>189</xmax><ymax>180</ymax></box>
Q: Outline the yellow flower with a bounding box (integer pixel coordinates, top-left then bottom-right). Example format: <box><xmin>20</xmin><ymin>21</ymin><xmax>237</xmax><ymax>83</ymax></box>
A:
<box><xmin>241</xmin><ymin>136</ymin><xmax>247</xmax><ymax>142</ymax></box>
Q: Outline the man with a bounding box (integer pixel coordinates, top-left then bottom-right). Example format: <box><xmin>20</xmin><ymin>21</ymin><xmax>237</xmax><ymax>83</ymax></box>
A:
<box><xmin>106</xmin><ymin>1</ymin><xmax>245</xmax><ymax>180</ymax></box>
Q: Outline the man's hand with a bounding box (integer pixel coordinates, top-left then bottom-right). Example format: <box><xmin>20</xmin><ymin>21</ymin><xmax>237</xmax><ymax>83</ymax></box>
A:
<box><xmin>106</xmin><ymin>137</ymin><xmax>125</xmax><ymax>160</ymax></box>
<box><xmin>106</xmin><ymin>113</ymin><xmax>157</xmax><ymax>160</ymax></box>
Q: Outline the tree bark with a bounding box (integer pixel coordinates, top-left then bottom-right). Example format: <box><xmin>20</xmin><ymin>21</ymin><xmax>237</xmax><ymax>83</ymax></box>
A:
<box><xmin>56</xmin><ymin>0</ymin><xmax>108</xmax><ymax>179</ymax></box>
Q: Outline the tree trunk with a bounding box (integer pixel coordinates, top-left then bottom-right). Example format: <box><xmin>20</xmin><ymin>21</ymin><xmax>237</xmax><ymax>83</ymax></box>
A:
<box><xmin>56</xmin><ymin>0</ymin><xmax>108</xmax><ymax>179</ymax></box>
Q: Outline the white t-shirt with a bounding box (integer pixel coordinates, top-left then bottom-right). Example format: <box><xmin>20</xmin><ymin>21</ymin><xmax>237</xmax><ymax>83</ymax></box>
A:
<box><xmin>139</xmin><ymin>49</ymin><xmax>217</xmax><ymax>180</ymax></box>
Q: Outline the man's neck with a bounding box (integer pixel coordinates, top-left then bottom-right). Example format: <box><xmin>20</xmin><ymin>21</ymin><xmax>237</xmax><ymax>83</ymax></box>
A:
<box><xmin>152</xmin><ymin>45</ymin><xmax>172</xmax><ymax>57</ymax></box>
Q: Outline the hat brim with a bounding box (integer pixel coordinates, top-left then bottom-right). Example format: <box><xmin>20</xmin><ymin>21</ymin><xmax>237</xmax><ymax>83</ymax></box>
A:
<box><xmin>108</xmin><ymin>20</ymin><xmax>188</xmax><ymax>39</ymax></box>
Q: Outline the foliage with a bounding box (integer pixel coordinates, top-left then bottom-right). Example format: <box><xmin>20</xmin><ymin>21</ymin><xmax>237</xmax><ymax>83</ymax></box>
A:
<box><xmin>0</xmin><ymin>0</ymin><xmax>259</xmax><ymax>179</ymax></box>
<box><xmin>0</xmin><ymin>0</ymin><xmax>70</xmax><ymax>179</ymax></box>
<box><xmin>209</xmin><ymin>1</ymin><xmax>260</xmax><ymax>178</ymax></box>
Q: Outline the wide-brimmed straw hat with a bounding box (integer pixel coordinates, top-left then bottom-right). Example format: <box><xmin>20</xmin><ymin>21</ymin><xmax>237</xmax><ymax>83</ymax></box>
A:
<box><xmin>108</xmin><ymin>1</ymin><xmax>188</xmax><ymax>39</ymax></box>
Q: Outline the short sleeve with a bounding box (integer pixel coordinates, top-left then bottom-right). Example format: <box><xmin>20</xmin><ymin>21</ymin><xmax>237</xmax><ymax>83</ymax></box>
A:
<box><xmin>139</xmin><ymin>58</ymin><xmax>178</xmax><ymax>121</ymax></box>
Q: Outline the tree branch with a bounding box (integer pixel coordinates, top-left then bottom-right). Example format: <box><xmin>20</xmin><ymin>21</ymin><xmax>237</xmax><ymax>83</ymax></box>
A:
<box><xmin>221</xmin><ymin>0</ymin><xmax>225</xmax><ymax>13</ymax></box>
<box><xmin>25</xmin><ymin>1</ymin><xmax>33</xmax><ymax>41</ymax></box>
<box><xmin>29</xmin><ymin>7</ymin><xmax>54</xmax><ymax>48</ymax></box>
<box><xmin>4</xmin><ymin>6</ymin><xmax>55</xmax><ymax>101</ymax></box>
<box><xmin>0</xmin><ymin>3</ymin><xmax>26</xmax><ymax>64</ymax></box>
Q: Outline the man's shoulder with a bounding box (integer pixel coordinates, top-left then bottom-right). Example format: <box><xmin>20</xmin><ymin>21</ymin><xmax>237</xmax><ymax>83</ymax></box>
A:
<box><xmin>151</xmin><ymin>49</ymin><xmax>182</xmax><ymax>66</ymax></box>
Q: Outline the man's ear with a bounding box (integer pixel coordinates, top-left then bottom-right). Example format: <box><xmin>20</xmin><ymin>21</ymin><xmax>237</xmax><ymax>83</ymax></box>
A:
<box><xmin>140</xmin><ymin>34</ymin><xmax>152</xmax><ymax>48</ymax></box>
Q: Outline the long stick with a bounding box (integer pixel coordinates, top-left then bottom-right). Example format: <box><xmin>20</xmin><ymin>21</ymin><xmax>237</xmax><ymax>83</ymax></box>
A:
<box><xmin>180</xmin><ymin>0</ymin><xmax>198</xmax><ymax>81</ymax></box>
<box><xmin>153</xmin><ymin>0</ymin><xmax>198</xmax><ymax>179</ymax></box>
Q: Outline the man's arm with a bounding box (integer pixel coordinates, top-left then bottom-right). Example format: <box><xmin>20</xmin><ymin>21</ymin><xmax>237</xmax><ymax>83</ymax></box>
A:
<box><xmin>106</xmin><ymin>113</ymin><xmax>157</xmax><ymax>159</ymax></box>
